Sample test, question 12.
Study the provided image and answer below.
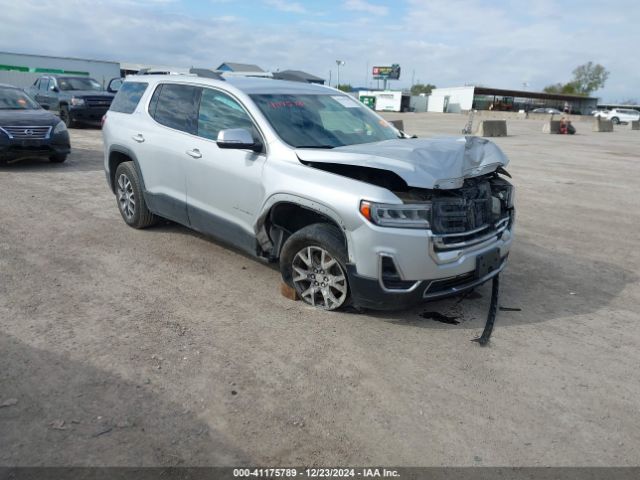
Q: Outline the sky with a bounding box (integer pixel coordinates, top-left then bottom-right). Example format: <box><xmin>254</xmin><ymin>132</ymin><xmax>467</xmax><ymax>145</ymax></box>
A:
<box><xmin>1</xmin><ymin>0</ymin><xmax>638</xmax><ymax>102</ymax></box>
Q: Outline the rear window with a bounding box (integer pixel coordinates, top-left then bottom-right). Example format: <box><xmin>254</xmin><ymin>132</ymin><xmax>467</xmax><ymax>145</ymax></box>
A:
<box><xmin>110</xmin><ymin>82</ymin><xmax>148</xmax><ymax>114</ymax></box>
<box><xmin>149</xmin><ymin>83</ymin><xmax>201</xmax><ymax>134</ymax></box>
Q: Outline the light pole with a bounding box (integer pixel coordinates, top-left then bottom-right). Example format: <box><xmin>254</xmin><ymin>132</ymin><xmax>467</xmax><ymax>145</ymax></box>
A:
<box><xmin>336</xmin><ymin>60</ymin><xmax>345</xmax><ymax>88</ymax></box>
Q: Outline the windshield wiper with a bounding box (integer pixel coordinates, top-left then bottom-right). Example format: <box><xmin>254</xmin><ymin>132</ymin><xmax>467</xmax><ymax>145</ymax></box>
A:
<box><xmin>295</xmin><ymin>145</ymin><xmax>335</xmax><ymax>149</ymax></box>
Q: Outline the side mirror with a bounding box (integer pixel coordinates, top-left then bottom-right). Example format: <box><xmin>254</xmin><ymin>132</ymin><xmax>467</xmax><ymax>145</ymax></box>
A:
<box><xmin>107</xmin><ymin>78</ymin><xmax>122</xmax><ymax>93</ymax></box>
<box><xmin>216</xmin><ymin>128</ymin><xmax>262</xmax><ymax>152</ymax></box>
<box><xmin>41</xmin><ymin>104</ymin><xmax>50</xmax><ymax>110</ymax></box>
<box><xmin>50</xmin><ymin>85</ymin><xmax>59</xmax><ymax>92</ymax></box>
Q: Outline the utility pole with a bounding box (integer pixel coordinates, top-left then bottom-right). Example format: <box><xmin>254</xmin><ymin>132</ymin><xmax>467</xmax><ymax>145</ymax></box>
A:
<box><xmin>336</xmin><ymin>60</ymin><xmax>345</xmax><ymax>89</ymax></box>
<box><xmin>365</xmin><ymin>60</ymin><xmax>369</xmax><ymax>87</ymax></box>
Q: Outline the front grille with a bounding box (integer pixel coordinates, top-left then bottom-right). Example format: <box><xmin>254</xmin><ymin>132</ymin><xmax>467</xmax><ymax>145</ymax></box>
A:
<box><xmin>84</xmin><ymin>97</ymin><xmax>113</xmax><ymax>108</ymax></box>
<box><xmin>431</xmin><ymin>181</ymin><xmax>493</xmax><ymax>235</ymax></box>
<box><xmin>0</xmin><ymin>126</ymin><xmax>52</xmax><ymax>140</ymax></box>
<box><xmin>425</xmin><ymin>271</ymin><xmax>476</xmax><ymax>296</ymax></box>
<box><xmin>430</xmin><ymin>177</ymin><xmax>513</xmax><ymax>251</ymax></box>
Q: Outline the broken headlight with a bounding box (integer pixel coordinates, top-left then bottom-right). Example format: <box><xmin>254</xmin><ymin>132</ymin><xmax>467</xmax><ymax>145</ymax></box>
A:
<box><xmin>360</xmin><ymin>200</ymin><xmax>431</xmax><ymax>229</ymax></box>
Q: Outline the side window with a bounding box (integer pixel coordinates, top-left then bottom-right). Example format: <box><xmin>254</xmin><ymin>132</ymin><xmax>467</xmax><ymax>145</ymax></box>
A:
<box><xmin>197</xmin><ymin>88</ymin><xmax>255</xmax><ymax>141</ymax></box>
<box><xmin>148</xmin><ymin>84</ymin><xmax>162</xmax><ymax>118</ymax></box>
<box><xmin>152</xmin><ymin>84</ymin><xmax>201</xmax><ymax>134</ymax></box>
<box><xmin>39</xmin><ymin>78</ymin><xmax>49</xmax><ymax>92</ymax></box>
<box><xmin>109</xmin><ymin>82</ymin><xmax>148</xmax><ymax>114</ymax></box>
<box><xmin>33</xmin><ymin>79</ymin><xmax>40</xmax><ymax>90</ymax></box>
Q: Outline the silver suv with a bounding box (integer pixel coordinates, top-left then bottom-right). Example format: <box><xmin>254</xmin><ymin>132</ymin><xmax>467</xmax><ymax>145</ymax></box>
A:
<box><xmin>103</xmin><ymin>74</ymin><xmax>515</xmax><ymax>311</ymax></box>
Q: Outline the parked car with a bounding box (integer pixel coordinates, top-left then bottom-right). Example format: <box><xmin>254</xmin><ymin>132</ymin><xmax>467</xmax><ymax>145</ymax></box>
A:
<box><xmin>600</xmin><ymin>108</ymin><xmax>640</xmax><ymax>124</ymax></box>
<box><xmin>531</xmin><ymin>107</ymin><xmax>562</xmax><ymax>114</ymax></box>
<box><xmin>103</xmin><ymin>75</ymin><xmax>515</xmax><ymax>311</ymax></box>
<box><xmin>0</xmin><ymin>83</ymin><xmax>70</xmax><ymax>164</ymax></box>
<box><xmin>27</xmin><ymin>75</ymin><xmax>115</xmax><ymax>127</ymax></box>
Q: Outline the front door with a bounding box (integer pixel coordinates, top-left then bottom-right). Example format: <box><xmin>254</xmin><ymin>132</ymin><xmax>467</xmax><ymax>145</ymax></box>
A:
<box><xmin>183</xmin><ymin>87</ymin><xmax>266</xmax><ymax>253</ymax></box>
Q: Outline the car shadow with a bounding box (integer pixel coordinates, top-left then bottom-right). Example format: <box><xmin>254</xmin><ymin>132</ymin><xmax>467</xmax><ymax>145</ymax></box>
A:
<box><xmin>0</xmin><ymin>333</ymin><xmax>250</xmax><ymax>466</ymax></box>
<box><xmin>358</xmin><ymin>238</ymin><xmax>638</xmax><ymax>329</ymax></box>
<box><xmin>0</xmin><ymin>147</ymin><xmax>103</xmax><ymax>173</ymax></box>
<box><xmin>139</xmin><ymin>220</ymin><xmax>638</xmax><ymax>332</ymax></box>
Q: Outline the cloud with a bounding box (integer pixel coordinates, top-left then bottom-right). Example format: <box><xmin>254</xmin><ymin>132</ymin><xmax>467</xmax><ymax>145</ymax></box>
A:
<box><xmin>343</xmin><ymin>0</ymin><xmax>388</xmax><ymax>16</ymax></box>
<box><xmin>0</xmin><ymin>0</ymin><xmax>637</xmax><ymax>101</ymax></box>
<box><xmin>263</xmin><ymin>0</ymin><xmax>306</xmax><ymax>13</ymax></box>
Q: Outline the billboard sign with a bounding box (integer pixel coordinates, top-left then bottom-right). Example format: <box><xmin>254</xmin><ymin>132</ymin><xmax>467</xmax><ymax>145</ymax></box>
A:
<box><xmin>372</xmin><ymin>64</ymin><xmax>401</xmax><ymax>80</ymax></box>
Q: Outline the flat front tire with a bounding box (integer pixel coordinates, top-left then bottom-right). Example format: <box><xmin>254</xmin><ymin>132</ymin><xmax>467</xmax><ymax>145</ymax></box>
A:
<box><xmin>114</xmin><ymin>161</ymin><xmax>158</xmax><ymax>229</ymax></box>
<box><xmin>280</xmin><ymin>223</ymin><xmax>350</xmax><ymax>311</ymax></box>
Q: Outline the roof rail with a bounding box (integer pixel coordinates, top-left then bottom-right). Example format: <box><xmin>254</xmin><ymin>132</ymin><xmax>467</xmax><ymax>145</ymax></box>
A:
<box><xmin>189</xmin><ymin>68</ymin><xmax>225</xmax><ymax>80</ymax></box>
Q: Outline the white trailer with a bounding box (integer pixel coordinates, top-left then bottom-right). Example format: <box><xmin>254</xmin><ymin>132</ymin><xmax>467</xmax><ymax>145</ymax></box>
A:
<box><xmin>358</xmin><ymin>90</ymin><xmax>409</xmax><ymax>112</ymax></box>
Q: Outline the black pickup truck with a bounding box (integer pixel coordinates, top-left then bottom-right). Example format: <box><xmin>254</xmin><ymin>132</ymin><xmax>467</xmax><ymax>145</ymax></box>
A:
<box><xmin>26</xmin><ymin>75</ymin><xmax>116</xmax><ymax>127</ymax></box>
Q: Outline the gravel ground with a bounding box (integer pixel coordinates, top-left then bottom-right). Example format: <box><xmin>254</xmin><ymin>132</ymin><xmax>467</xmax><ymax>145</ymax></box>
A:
<box><xmin>0</xmin><ymin>114</ymin><xmax>639</xmax><ymax>466</ymax></box>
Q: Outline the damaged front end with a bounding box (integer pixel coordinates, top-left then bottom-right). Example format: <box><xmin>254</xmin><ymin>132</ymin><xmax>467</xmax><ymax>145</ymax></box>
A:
<box><xmin>296</xmin><ymin>135</ymin><xmax>515</xmax><ymax>309</ymax></box>
<box><xmin>360</xmin><ymin>171</ymin><xmax>515</xmax><ymax>297</ymax></box>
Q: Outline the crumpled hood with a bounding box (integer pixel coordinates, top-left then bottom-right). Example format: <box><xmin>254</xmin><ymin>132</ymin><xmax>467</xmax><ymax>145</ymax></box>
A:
<box><xmin>296</xmin><ymin>136</ymin><xmax>509</xmax><ymax>189</ymax></box>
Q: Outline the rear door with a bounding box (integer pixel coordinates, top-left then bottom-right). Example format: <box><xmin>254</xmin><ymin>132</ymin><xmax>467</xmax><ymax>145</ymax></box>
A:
<box><xmin>131</xmin><ymin>82</ymin><xmax>201</xmax><ymax>225</ymax></box>
<box><xmin>183</xmin><ymin>87</ymin><xmax>266</xmax><ymax>251</ymax></box>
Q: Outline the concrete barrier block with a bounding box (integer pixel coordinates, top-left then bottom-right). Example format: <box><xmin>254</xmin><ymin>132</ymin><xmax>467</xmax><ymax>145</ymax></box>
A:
<box><xmin>593</xmin><ymin>118</ymin><xmax>613</xmax><ymax>132</ymax></box>
<box><xmin>389</xmin><ymin>119</ymin><xmax>404</xmax><ymax>131</ymax></box>
<box><xmin>475</xmin><ymin>120</ymin><xmax>507</xmax><ymax>137</ymax></box>
<box><xmin>629</xmin><ymin>120</ymin><xmax>640</xmax><ymax>130</ymax></box>
<box><xmin>542</xmin><ymin>121</ymin><xmax>561</xmax><ymax>134</ymax></box>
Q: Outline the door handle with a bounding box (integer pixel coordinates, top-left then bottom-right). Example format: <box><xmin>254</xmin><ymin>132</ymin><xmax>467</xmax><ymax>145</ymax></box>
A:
<box><xmin>132</xmin><ymin>134</ymin><xmax>145</xmax><ymax>143</ymax></box>
<box><xmin>186</xmin><ymin>148</ymin><xmax>202</xmax><ymax>159</ymax></box>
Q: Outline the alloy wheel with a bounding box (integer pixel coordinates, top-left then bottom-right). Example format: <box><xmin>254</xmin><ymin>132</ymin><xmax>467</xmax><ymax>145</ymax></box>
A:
<box><xmin>291</xmin><ymin>246</ymin><xmax>348</xmax><ymax>310</ymax></box>
<box><xmin>117</xmin><ymin>173</ymin><xmax>136</xmax><ymax>220</ymax></box>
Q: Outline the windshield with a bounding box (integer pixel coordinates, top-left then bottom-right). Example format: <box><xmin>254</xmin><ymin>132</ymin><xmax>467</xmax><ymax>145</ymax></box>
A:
<box><xmin>0</xmin><ymin>88</ymin><xmax>40</xmax><ymax>110</ymax></box>
<box><xmin>58</xmin><ymin>77</ymin><xmax>103</xmax><ymax>91</ymax></box>
<box><xmin>250</xmin><ymin>94</ymin><xmax>399</xmax><ymax>148</ymax></box>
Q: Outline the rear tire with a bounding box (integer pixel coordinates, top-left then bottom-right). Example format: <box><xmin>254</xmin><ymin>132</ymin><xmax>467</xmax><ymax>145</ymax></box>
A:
<box><xmin>280</xmin><ymin>223</ymin><xmax>350</xmax><ymax>311</ymax></box>
<box><xmin>114</xmin><ymin>161</ymin><xmax>159</xmax><ymax>229</ymax></box>
<box><xmin>49</xmin><ymin>154</ymin><xmax>67</xmax><ymax>163</ymax></box>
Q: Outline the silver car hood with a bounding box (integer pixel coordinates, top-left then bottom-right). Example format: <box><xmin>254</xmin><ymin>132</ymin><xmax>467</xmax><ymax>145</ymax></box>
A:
<box><xmin>296</xmin><ymin>136</ymin><xmax>509</xmax><ymax>189</ymax></box>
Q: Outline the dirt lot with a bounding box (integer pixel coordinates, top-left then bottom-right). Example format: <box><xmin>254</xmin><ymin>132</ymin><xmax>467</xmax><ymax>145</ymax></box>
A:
<box><xmin>1</xmin><ymin>114</ymin><xmax>639</xmax><ymax>467</ymax></box>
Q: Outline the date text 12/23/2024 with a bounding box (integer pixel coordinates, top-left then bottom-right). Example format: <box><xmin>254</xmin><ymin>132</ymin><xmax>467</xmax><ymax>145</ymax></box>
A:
<box><xmin>233</xmin><ymin>468</ymin><xmax>400</xmax><ymax>478</ymax></box>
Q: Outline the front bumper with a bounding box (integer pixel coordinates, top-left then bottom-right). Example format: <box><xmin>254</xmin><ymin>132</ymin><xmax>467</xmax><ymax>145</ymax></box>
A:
<box><xmin>69</xmin><ymin>105</ymin><xmax>110</xmax><ymax>124</ymax></box>
<box><xmin>0</xmin><ymin>132</ymin><xmax>70</xmax><ymax>160</ymax></box>
<box><xmin>346</xmin><ymin>213</ymin><xmax>514</xmax><ymax>310</ymax></box>
<box><xmin>347</xmin><ymin>256</ymin><xmax>507</xmax><ymax>310</ymax></box>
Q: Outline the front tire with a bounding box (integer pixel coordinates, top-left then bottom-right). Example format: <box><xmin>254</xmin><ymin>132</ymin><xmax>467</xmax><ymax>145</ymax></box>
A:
<box><xmin>59</xmin><ymin>105</ymin><xmax>75</xmax><ymax>128</ymax></box>
<box><xmin>280</xmin><ymin>223</ymin><xmax>350</xmax><ymax>311</ymax></box>
<box><xmin>49</xmin><ymin>154</ymin><xmax>67</xmax><ymax>163</ymax></box>
<box><xmin>114</xmin><ymin>162</ymin><xmax>159</xmax><ymax>229</ymax></box>
<box><xmin>611</xmin><ymin>117</ymin><xmax>620</xmax><ymax>124</ymax></box>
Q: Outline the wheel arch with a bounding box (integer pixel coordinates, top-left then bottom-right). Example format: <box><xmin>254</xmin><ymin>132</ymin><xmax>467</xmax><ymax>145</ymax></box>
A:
<box><xmin>255</xmin><ymin>195</ymin><xmax>352</xmax><ymax>262</ymax></box>
<box><xmin>107</xmin><ymin>146</ymin><xmax>146</xmax><ymax>194</ymax></box>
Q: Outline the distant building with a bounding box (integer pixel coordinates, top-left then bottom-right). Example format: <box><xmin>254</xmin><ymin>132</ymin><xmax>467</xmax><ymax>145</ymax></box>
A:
<box><xmin>0</xmin><ymin>51</ymin><xmax>120</xmax><ymax>89</ymax></box>
<box><xmin>428</xmin><ymin>86</ymin><xmax>598</xmax><ymax>115</ymax></box>
<box><xmin>273</xmin><ymin>70</ymin><xmax>325</xmax><ymax>85</ymax></box>
<box><xmin>120</xmin><ymin>62</ymin><xmax>190</xmax><ymax>76</ymax></box>
<box><xmin>215</xmin><ymin>62</ymin><xmax>271</xmax><ymax>78</ymax></box>
<box><xmin>217</xmin><ymin>62</ymin><xmax>264</xmax><ymax>72</ymax></box>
